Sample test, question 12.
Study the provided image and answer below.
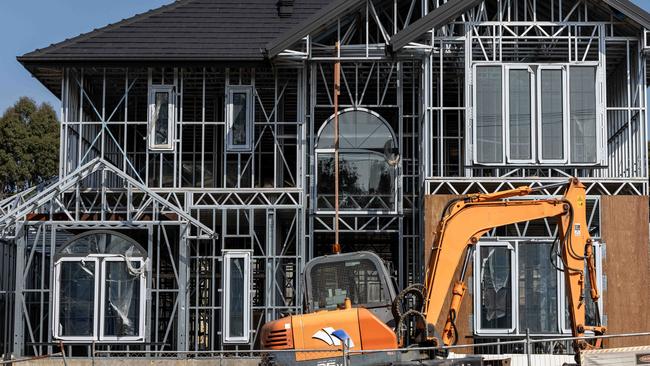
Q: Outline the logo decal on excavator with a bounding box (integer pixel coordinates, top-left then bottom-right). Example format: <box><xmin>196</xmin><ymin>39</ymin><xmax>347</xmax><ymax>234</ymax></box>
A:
<box><xmin>312</xmin><ymin>327</ymin><xmax>355</xmax><ymax>347</ymax></box>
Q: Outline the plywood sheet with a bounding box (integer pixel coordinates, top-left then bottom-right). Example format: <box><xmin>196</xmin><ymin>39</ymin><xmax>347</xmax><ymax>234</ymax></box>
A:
<box><xmin>600</xmin><ymin>195</ymin><xmax>650</xmax><ymax>348</ymax></box>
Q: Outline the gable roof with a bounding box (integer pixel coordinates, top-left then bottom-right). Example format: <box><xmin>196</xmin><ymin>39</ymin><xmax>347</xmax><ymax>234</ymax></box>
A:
<box><xmin>388</xmin><ymin>0</ymin><xmax>482</xmax><ymax>52</ymax></box>
<box><xmin>268</xmin><ymin>0</ymin><xmax>650</xmax><ymax>57</ymax></box>
<box><xmin>265</xmin><ymin>0</ymin><xmax>365</xmax><ymax>58</ymax></box>
<box><xmin>602</xmin><ymin>0</ymin><xmax>650</xmax><ymax>30</ymax></box>
<box><xmin>18</xmin><ymin>0</ymin><xmax>330</xmax><ymax>64</ymax></box>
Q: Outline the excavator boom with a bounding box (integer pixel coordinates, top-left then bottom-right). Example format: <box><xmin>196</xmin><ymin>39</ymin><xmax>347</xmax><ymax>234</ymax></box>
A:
<box><xmin>422</xmin><ymin>178</ymin><xmax>605</xmax><ymax>350</ymax></box>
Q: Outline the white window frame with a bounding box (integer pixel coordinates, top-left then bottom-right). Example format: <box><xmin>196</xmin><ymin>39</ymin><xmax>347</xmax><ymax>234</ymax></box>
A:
<box><xmin>222</xmin><ymin>250</ymin><xmax>252</xmax><ymax>344</ymax></box>
<box><xmin>474</xmin><ymin>240</ymin><xmax>605</xmax><ymax>337</ymax></box>
<box><xmin>148</xmin><ymin>85</ymin><xmax>176</xmax><ymax>151</ymax></box>
<box><xmin>567</xmin><ymin>65</ymin><xmax>605</xmax><ymax>165</ymax></box>
<box><xmin>52</xmin><ymin>257</ymin><xmax>100</xmax><ymax>341</ymax></box>
<box><xmin>505</xmin><ymin>65</ymin><xmax>536</xmax><ymax>164</ymax></box>
<box><xmin>313</xmin><ymin>108</ymin><xmax>400</xmax><ymax>215</ymax></box>
<box><xmin>226</xmin><ymin>85</ymin><xmax>255</xmax><ymax>152</ymax></box>
<box><xmin>53</xmin><ymin>256</ymin><xmax>146</xmax><ymax>342</ymax></box>
<box><xmin>536</xmin><ymin>65</ymin><xmax>569</xmax><ymax>164</ymax></box>
<box><xmin>471</xmin><ymin>62</ymin><xmax>604</xmax><ymax>166</ymax></box>
<box><xmin>472</xmin><ymin>64</ymin><xmax>506</xmax><ymax>165</ymax></box>
<box><xmin>473</xmin><ymin>241</ymin><xmax>517</xmax><ymax>335</ymax></box>
<box><xmin>99</xmin><ymin>257</ymin><xmax>147</xmax><ymax>342</ymax></box>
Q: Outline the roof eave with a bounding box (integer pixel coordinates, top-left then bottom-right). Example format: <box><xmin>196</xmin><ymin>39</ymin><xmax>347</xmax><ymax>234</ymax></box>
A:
<box><xmin>602</xmin><ymin>0</ymin><xmax>650</xmax><ymax>30</ymax></box>
<box><xmin>265</xmin><ymin>0</ymin><xmax>366</xmax><ymax>58</ymax></box>
<box><xmin>388</xmin><ymin>0</ymin><xmax>483</xmax><ymax>53</ymax></box>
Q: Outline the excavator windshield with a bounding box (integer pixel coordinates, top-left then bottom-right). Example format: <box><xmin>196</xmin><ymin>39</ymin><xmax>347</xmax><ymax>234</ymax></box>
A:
<box><xmin>304</xmin><ymin>252</ymin><xmax>396</xmax><ymax>318</ymax></box>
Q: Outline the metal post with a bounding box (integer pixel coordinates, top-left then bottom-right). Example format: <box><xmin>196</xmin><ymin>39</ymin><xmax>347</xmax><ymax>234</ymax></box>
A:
<box><xmin>332</xmin><ymin>41</ymin><xmax>341</xmax><ymax>255</ymax></box>
<box><xmin>12</xmin><ymin>224</ymin><xmax>25</xmax><ymax>358</ymax></box>
<box><xmin>525</xmin><ymin>328</ymin><xmax>532</xmax><ymax>366</ymax></box>
<box><xmin>177</xmin><ymin>223</ymin><xmax>189</xmax><ymax>353</ymax></box>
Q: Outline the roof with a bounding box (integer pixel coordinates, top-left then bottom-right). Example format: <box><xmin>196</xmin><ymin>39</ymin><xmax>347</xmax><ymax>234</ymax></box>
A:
<box><xmin>265</xmin><ymin>0</ymin><xmax>365</xmax><ymax>58</ymax></box>
<box><xmin>18</xmin><ymin>0</ymin><xmax>330</xmax><ymax>64</ymax></box>
<box><xmin>268</xmin><ymin>0</ymin><xmax>650</xmax><ymax>58</ymax></box>
<box><xmin>602</xmin><ymin>0</ymin><xmax>650</xmax><ymax>30</ymax></box>
<box><xmin>388</xmin><ymin>0</ymin><xmax>483</xmax><ymax>52</ymax></box>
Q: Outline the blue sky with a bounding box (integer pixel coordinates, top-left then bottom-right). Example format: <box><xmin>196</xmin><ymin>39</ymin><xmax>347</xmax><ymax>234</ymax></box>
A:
<box><xmin>0</xmin><ymin>0</ymin><xmax>649</xmax><ymax>112</ymax></box>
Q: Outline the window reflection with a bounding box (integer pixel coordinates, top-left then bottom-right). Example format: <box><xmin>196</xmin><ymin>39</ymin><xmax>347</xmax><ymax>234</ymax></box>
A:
<box><xmin>231</xmin><ymin>93</ymin><xmax>248</xmax><ymax>146</ymax></box>
<box><xmin>54</xmin><ymin>231</ymin><xmax>146</xmax><ymax>341</ymax></box>
<box><xmin>315</xmin><ymin>109</ymin><xmax>398</xmax><ymax>212</ymax></box>
<box><xmin>479</xmin><ymin>246</ymin><xmax>512</xmax><ymax>329</ymax></box>
<box><xmin>154</xmin><ymin>92</ymin><xmax>170</xmax><ymax>145</ymax></box>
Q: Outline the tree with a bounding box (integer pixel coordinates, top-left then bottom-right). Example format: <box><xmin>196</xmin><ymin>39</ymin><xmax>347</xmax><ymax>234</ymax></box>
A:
<box><xmin>0</xmin><ymin>97</ymin><xmax>59</xmax><ymax>196</ymax></box>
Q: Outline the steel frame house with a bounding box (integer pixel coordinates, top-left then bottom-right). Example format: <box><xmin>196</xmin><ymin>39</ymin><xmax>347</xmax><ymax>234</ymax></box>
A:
<box><xmin>1</xmin><ymin>0</ymin><xmax>649</xmax><ymax>359</ymax></box>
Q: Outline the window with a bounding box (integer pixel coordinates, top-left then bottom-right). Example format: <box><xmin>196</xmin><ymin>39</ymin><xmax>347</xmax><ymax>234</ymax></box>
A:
<box><xmin>307</xmin><ymin>258</ymin><xmax>390</xmax><ymax>311</ymax></box>
<box><xmin>53</xmin><ymin>231</ymin><xmax>147</xmax><ymax>342</ymax></box>
<box><xmin>226</xmin><ymin>86</ymin><xmax>254</xmax><ymax>151</ymax></box>
<box><xmin>474</xmin><ymin>240</ymin><xmax>604</xmax><ymax>336</ymax></box>
<box><xmin>472</xmin><ymin>64</ymin><xmax>602</xmax><ymax>165</ymax></box>
<box><xmin>569</xmin><ymin>67</ymin><xmax>598</xmax><ymax>164</ymax></box>
<box><xmin>507</xmin><ymin>67</ymin><xmax>534</xmax><ymax>162</ymax></box>
<box><xmin>315</xmin><ymin>108</ymin><xmax>398</xmax><ymax>213</ymax></box>
<box><xmin>476</xmin><ymin>243</ymin><xmax>515</xmax><ymax>332</ymax></box>
<box><xmin>475</xmin><ymin>66</ymin><xmax>504</xmax><ymax>164</ymax></box>
<box><xmin>538</xmin><ymin>67</ymin><xmax>567</xmax><ymax>162</ymax></box>
<box><xmin>148</xmin><ymin>85</ymin><xmax>175</xmax><ymax>150</ymax></box>
<box><xmin>518</xmin><ymin>243</ymin><xmax>559</xmax><ymax>333</ymax></box>
<box><xmin>222</xmin><ymin>250</ymin><xmax>251</xmax><ymax>344</ymax></box>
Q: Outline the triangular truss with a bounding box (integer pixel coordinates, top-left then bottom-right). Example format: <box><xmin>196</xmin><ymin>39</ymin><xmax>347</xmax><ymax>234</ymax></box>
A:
<box><xmin>0</xmin><ymin>157</ymin><xmax>217</xmax><ymax>239</ymax></box>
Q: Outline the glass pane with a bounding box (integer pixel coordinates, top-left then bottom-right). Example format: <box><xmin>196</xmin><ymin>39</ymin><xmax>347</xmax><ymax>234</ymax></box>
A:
<box><xmin>479</xmin><ymin>246</ymin><xmax>512</xmax><ymax>329</ymax></box>
<box><xmin>570</xmin><ymin>67</ymin><xmax>597</xmax><ymax>163</ymax></box>
<box><xmin>509</xmin><ymin>69</ymin><xmax>532</xmax><ymax>160</ymax></box>
<box><xmin>103</xmin><ymin>261</ymin><xmax>141</xmax><ymax>337</ymax></box>
<box><xmin>518</xmin><ymin>243</ymin><xmax>558</xmax><ymax>333</ymax></box>
<box><xmin>60</xmin><ymin>232</ymin><xmax>145</xmax><ymax>257</ymax></box>
<box><xmin>317</xmin><ymin>153</ymin><xmax>395</xmax><ymax>211</ymax></box>
<box><xmin>309</xmin><ymin>258</ymin><xmax>388</xmax><ymax>310</ymax></box>
<box><xmin>228</xmin><ymin>257</ymin><xmax>246</xmax><ymax>338</ymax></box>
<box><xmin>58</xmin><ymin>261</ymin><xmax>95</xmax><ymax>336</ymax></box>
<box><xmin>231</xmin><ymin>92</ymin><xmax>248</xmax><ymax>146</ymax></box>
<box><xmin>153</xmin><ymin>92</ymin><xmax>169</xmax><ymax>146</ymax></box>
<box><xmin>316</xmin><ymin>110</ymin><xmax>395</xmax><ymax>151</ymax></box>
<box><xmin>540</xmin><ymin>69</ymin><xmax>564</xmax><ymax>160</ymax></box>
<box><xmin>476</xmin><ymin>67</ymin><xmax>503</xmax><ymax>164</ymax></box>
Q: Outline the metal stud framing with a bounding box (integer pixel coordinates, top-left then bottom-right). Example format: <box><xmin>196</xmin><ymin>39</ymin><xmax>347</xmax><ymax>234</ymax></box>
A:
<box><xmin>0</xmin><ymin>0</ymin><xmax>648</xmax><ymax>359</ymax></box>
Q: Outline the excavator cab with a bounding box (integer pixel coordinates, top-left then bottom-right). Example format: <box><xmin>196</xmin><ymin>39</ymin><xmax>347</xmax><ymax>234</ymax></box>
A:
<box><xmin>303</xmin><ymin>251</ymin><xmax>397</xmax><ymax>326</ymax></box>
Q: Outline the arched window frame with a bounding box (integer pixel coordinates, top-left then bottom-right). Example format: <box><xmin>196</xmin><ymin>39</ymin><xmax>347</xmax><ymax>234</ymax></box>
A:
<box><xmin>52</xmin><ymin>231</ymin><xmax>147</xmax><ymax>342</ymax></box>
<box><xmin>314</xmin><ymin>108</ymin><xmax>399</xmax><ymax>214</ymax></box>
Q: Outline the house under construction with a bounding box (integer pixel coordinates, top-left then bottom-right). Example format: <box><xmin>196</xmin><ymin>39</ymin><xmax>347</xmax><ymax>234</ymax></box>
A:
<box><xmin>1</xmin><ymin>0</ymin><xmax>650</xmax><ymax>360</ymax></box>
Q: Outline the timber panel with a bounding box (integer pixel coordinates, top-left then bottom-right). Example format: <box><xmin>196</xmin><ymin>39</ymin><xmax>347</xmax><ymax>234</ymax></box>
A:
<box><xmin>601</xmin><ymin>195</ymin><xmax>650</xmax><ymax>348</ymax></box>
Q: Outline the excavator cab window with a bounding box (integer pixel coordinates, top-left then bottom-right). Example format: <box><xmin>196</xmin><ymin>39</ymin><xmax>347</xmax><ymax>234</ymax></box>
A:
<box><xmin>304</xmin><ymin>252</ymin><xmax>397</xmax><ymax>320</ymax></box>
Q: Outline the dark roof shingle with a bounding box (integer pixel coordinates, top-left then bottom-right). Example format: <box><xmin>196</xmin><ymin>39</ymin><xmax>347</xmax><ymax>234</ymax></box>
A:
<box><xmin>19</xmin><ymin>0</ymin><xmax>330</xmax><ymax>63</ymax></box>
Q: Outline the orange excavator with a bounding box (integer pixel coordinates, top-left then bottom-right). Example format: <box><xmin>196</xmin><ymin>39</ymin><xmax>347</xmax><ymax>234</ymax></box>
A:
<box><xmin>260</xmin><ymin>178</ymin><xmax>606</xmax><ymax>365</ymax></box>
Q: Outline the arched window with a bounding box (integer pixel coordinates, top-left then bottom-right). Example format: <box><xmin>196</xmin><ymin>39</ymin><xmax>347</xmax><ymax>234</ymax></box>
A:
<box><xmin>315</xmin><ymin>108</ymin><xmax>398</xmax><ymax>212</ymax></box>
<box><xmin>53</xmin><ymin>231</ymin><xmax>147</xmax><ymax>342</ymax></box>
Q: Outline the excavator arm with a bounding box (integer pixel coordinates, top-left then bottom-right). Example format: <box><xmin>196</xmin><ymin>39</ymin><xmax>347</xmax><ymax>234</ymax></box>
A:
<box><xmin>422</xmin><ymin>178</ymin><xmax>605</xmax><ymax>351</ymax></box>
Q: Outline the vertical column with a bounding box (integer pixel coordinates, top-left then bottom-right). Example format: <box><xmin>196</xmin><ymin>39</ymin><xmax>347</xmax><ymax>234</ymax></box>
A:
<box><xmin>12</xmin><ymin>224</ymin><xmax>25</xmax><ymax>357</ymax></box>
<box><xmin>145</xmin><ymin>225</ymin><xmax>153</xmax><ymax>351</ymax></box>
<box><xmin>265</xmin><ymin>210</ymin><xmax>275</xmax><ymax>321</ymax></box>
<box><xmin>177</xmin><ymin>223</ymin><xmax>189</xmax><ymax>352</ymax></box>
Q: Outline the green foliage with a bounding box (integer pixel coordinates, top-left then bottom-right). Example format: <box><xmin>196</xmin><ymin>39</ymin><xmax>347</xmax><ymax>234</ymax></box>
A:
<box><xmin>0</xmin><ymin>97</ymin><xmax>59</xmax><ymax>196</ymax></box>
